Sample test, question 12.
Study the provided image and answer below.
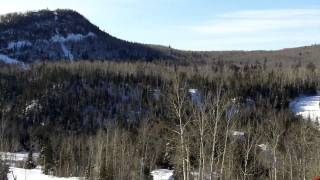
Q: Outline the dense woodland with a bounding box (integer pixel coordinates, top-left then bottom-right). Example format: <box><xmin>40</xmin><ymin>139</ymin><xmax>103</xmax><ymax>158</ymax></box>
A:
<box><xmin>0</xmin><ymin>59</ymin><xmax>320</xmax><ymax>180</ymax></box>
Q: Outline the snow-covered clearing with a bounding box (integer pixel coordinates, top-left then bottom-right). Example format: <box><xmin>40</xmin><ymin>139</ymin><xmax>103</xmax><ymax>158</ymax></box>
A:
<box><xmin>7</xmin><ymin>167</ymin><xmax>80</xmax><ymax>180</ymax></box>
<box><xmin>50</xmin><ymin>32</ymin><xmax>95</xmax><ymax>60</ymax></box>
<box><xmin>151</xmin><ymin>169</ymin><xmax>173</xmax><ymax>180</ymax></box>
<box><xmin>51</xmin><ymin>32</ymin><xmax>96</xmax><ymax>43</ymax></box>
<box><xmin>1</xmin><ymin>152</ymin><xmax>79</xmax><ymax>180</ymax></box>
<box><xmin>289</xmin><ymin>95</ymin><xmax>320</xmax><ymax>123</ymax></box>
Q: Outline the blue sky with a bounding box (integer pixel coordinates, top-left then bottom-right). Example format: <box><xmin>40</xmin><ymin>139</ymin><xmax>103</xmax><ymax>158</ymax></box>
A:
<box><xmin>1</xmin><ymin>0</ymin><xmax>320</xmax><ymax>50</ymax></box>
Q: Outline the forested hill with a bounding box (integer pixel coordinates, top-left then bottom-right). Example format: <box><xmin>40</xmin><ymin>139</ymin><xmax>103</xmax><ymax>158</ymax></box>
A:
<box><xmin>1</xmin><ymin>61</ymin><xmax>320</xmax><ymax>179</ymax></box>
<box><xmin>1</xmin><ymin>9</ymin><xmax>320</xmax><ymax>66</ymax></box>
<box><xmin>0</xmin><ymin>9</ymin><xmax>168</xmax><ymax>63</ymax></box>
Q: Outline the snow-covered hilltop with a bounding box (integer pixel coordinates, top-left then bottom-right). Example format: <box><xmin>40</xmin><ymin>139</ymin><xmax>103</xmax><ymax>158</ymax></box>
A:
<box><xmin>0</xmin><ymin>9</ymin><xmax>165</xmax><ymax>64</ymax></box>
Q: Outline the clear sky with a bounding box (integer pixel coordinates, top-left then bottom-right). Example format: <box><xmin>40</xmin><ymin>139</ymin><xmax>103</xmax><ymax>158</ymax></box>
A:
<box><xmin>1</xmin><ymin>0</ymin><xmax>320</xmax><ymax>50</ymax></box>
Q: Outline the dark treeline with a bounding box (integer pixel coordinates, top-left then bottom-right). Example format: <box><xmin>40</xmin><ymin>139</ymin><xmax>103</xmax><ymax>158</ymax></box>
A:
<box><xmin>0</xmin><ymin>60</ymin><xmax>320</xmax><ymax>179</ymax></box>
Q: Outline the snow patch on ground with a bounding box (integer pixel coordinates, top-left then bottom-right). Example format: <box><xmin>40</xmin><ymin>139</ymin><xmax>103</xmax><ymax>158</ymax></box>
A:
<box><xmin>258</xmin><ymin>144</ymin><xmax>268</xmax><ymax>151</ymax></box>
<box><xmin>8</xmin><ymin>167</ymin><xmax>79</xmax><ymax>180</ymax></box>
<box><xmin>232</xmin><ymin>131</ymin><xmax>245</xmax><ymax>137</ymax></box>
<box><xmin>87</xmin><ymin>32</ymin><xmax>95</xmax><ymax>37</ymax></box>
<box><xmin>60</xmin><ymin>42</ymin><xmax>74</xmax><ymax>61</ymax></box>
<box><xmin>289</xmin><ymin>95</ymin><xmax>320</xmax><ymax>123</ymax></box>
<box><xmin>188</xmin><ymin>89</ymin><xmax>201</xmax><ymax>105</ymax></box>
<box><xmin>54</xmin><ymin>11</ymin><xmax>58</xmax><ymax>21</ymax></box>
<box><xmin>25</xmin><ymin>100</ymin><xmax>42</xmax><ymax>113</ymax></box>
<box><xmin>51</xmin><ymin>32</ymin><xmax>96</xmax><ymax>43</ymax></box>
<box><xmin>7</xmin><ymin>41</ymin><xmax>32</xmax><ymax>50</ymax></box>
<box><xmin>188</xmin><ymin>89</ymin><xmax>198</xmax><ymax>94</ymax></box>
<box><xmin>1</xmin><ymin>152</ymin><xmax>79</xmax><ymax>180</ymax></box>
<box><xmin>51</xmin><ymin>32</ymin><xmax>95</xmax><ymax>60</ymax></box>
<box><xmin>0</xmin><ymin>54</ymin><xmax>20</xmax><ymax>64</ymax></box>
<box><xmin>257</xmin><ymin>144</ymin><xmax>273</xmax><ymax>162</ymax></box>
<box><xmin>0</xmin><ymin>152</ymin><xmax>39</xmax><ymax>162</ymax></box>
<box><xmin>0</xmin><ymin>54</ymin><xmax>27</xmax><ymax>69</ymax></box>
<box><xmin>151</xmin><ymin>169</ymin><xmax>173</xmax><ymax>180</ymax></box>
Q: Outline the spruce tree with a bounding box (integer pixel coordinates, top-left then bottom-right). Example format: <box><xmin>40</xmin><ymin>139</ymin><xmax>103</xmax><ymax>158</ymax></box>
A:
<box><xmin>0</xmin><ymin>159</ymin><xmax>8</xmax><ymax>180</ymax></box>
<box><xmin>40</xmin><ymin>141</ymin><xmax>54</xmax><ymax>174</ymax></box>
<box><xmin>84</xmin><ymin>161</ymin><xmax>92</xmax><ymax>180</ymax></box>
<box><xmin>25</xmin><ymin>150</ymin><xmax>36</xmax><ymax>169</ymax></box>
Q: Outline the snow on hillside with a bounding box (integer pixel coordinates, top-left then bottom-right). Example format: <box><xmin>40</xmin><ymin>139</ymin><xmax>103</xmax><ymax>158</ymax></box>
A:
<box><xmin>7</xmin><ymin>40</ymin><xmax>32</xmax><ymax>50</ymax></box>
<box><xmin>0</xmin><ymin>54</ymin><xmax>20</xmax><ymax>64</ymax></box>
<box><xmin>50</xmin><ymin>32</ymin><xmax>95</xmax><ymax>60</ymax></box>
<box><xmin>60</xmin><ymin>42</ymin><xmax>74</xmax><ymax>60</ymax></box>
<box><xmin>7</xmin><ymin>167</ymin><xmax>80</xmax><ymax>180</ymax></box>
<box><xmin>25</xmin><ymin>100</ymin><xmax>42</xmax><ymax>113</ymax></box>
<box><xmin>51</xmin><ymin>32</ymin><xmax>96</xmax><ymax>43</ymax></box>
<box><xmin>151</xmin><ymin>169</ymin><xmax>173</xmax><ymax>180</ymax></box>
<box><xmin>54</xmin><ymin>11</ymin><xmax>58</xmax><ymax>21</ymax></box>
<box><xmin>289</xmin><ymin>95</ymin><xmax>320</xmax><ymax>123</ymax></box>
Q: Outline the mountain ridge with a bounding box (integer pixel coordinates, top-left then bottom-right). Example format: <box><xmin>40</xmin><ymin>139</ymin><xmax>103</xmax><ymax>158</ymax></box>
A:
<box><xmin>0</xmin><ymin>9</ymin><xmax>167</xmax><ymax>63</ymax></box>
<box><xmin>0</xmin><ymin>9</ymin><xmax>319</xmax><ymax>65</ymax></box>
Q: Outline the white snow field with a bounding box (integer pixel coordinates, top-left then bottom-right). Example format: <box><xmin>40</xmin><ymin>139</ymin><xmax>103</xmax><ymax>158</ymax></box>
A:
<box><xmin>7</xmin><ymin>167</ymin><xmax>80</xmax><ymax>180</ymax></box>
<box><xmin>0</xmin><ymin>152</ymin><xmax>80</xmax><ymax>180</ymax></box>
<box><xmin>151</xmin><ymin>169</ymin><xmax>174</xmax><ymax>180</ymax></box>
<box><xmin>289</xmin><ymin>95</ymin><xmax>320</xmax><ymax>123</ymax></box>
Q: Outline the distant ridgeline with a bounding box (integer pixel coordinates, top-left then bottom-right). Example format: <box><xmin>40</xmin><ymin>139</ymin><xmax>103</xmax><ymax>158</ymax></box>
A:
<box><xmin>1</xmin><ymin>9</ymin><xmax>320</xmax><ymax>68</ymax></box>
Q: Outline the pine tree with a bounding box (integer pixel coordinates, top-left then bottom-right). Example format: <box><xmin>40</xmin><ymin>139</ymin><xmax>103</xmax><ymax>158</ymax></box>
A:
<box><xmin>25</xmin><ymin>150</ymin><xmax>36</xmax><ymax>169</ymax></box>
<box><xmin>0</xmin><ymin>159</ymin><xmax>8</xmax><ymax>180</ymax></box>
<box><xmin>84</xmin><ymin>161</ymin><xmax>92</xmax><ymax>180</ymax></box>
